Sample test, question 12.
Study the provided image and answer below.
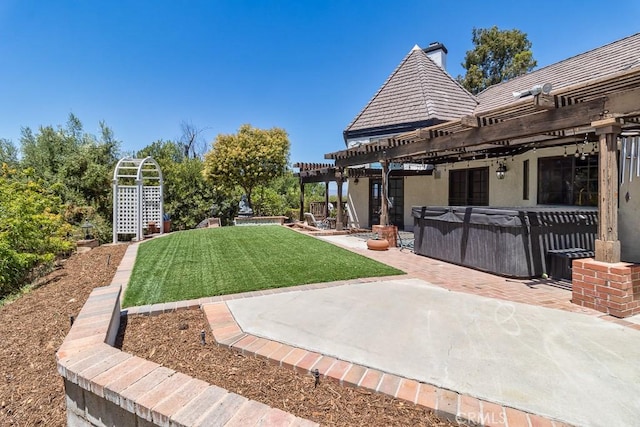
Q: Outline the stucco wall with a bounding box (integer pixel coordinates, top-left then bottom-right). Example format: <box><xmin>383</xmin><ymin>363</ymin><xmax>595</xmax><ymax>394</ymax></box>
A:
<box><xmin>345</xmin><ymin>145</ymin><xmax>640</xmax><ymax>262</ymax></box>
<box><xmin>403</xmin><ymin>175</ymin><xmax>447</xmax><ymax>230</ymax></box>
<box><xmin>346</xmin><ymin>177</ymin><xmax>370</xmax><ymax>229</ymax></box>
<box><xmin>619</xmin><ymin>175</ymin><xmax>640</xmax><ymax>263</ymax></box>
<box><xmin>346</xmin><ymin>146</ymin><xmax>588</xmax><ymax>230</ymax></box>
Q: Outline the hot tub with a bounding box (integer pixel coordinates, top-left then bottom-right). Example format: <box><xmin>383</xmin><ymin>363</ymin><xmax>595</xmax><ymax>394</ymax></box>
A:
<box><xmin>411</xmin><ymin>206</ymin><xmax>597</xmax><ymax>278</ymax></box>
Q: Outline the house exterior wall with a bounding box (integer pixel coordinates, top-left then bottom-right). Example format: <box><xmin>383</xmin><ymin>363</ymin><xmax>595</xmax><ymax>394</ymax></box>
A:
<box><xmin>619</xmin><ymin>177</ymin><xmax>640</xmax><ymax>263</ymax></box>
<box><xmin>404</xmin><ymin>175</ymin><xmax>447</xmax><ymax>231</ymax></box>
<box><xmin>346</xmin><ymin>177</ymin><xmax>370</xmax><ymax>229</ymax></box>
<box><xmin>345</xmin><ymin>145</ymin><xmax>640</xmax><ymax>262</ymax></box>
<box><xmin>347</xmin><ymin>137</ymin><xmax>372</xmax><ymax>148</ymax></box>
<box><xmin>402</xmin><ymin>146</ymin><xmax>568</xmax><ymax>226</ymax></box>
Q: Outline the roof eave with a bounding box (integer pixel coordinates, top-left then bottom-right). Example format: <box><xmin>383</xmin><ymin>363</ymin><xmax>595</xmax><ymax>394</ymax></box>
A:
<box><xmin>344</xmin><ymin>119</ymin><xmax>445</xmax><ymax>142</ymax></box>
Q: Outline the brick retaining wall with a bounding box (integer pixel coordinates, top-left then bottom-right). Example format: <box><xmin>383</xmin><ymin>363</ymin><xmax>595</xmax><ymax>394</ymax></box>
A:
<box><xmin>56</xmin><ymin>262</ymin><xmax>316</xmax><ymax>426</ymax></box>
<box><xmin>233</xmin><ymin>216</ymin><xmax>288</xmax><ymax>226</ymax></box>
<box><xmin>572</xmin><ymin>258</ymin><xmax>640</xmax><ymax>318</ymax></box>
<box><xmin>57</xmin><ymin>241</ymin><xmax>572</xmax><ymax>426</ymax></box>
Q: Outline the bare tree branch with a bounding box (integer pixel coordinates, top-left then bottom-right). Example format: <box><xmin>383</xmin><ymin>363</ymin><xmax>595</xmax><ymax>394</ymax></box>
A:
<box><xmin>179</xmin><ymin>120</ymin><xmax>210</xmax><ymax>159</ymax></box>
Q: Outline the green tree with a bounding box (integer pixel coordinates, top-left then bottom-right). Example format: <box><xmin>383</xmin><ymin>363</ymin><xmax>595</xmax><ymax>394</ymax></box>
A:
<box><xmin>0</xmin><ymin>139</ymin><xmax>18</xmax><ymax>167</ymax></box>
<box><xmin>137</xmin><ymin>140</ymin><xmax>224</xmax><ymax>229</ymax></box>
<box><xmin>137</xmin><ymin>139</ymin><xmax>184</xmax><ymax>167</ymax></box>
<box><xmin>457</xmin><ymin>26</ymin><xmax>537</xmax><ymax>94</ymax></box>
<box><xmin>0</xmin><ymin>165</ymin><xmax>73</xmax><ymax>297</ymax></box>
<box><xmin>19</xmin><ymin>114</ymin><xmax>121</xmax><ymax>241</ymax></box>
<box><xmin>20</xmin><ymin>124</ymin><xmax>76</xmax><ymax>182</ymax></box>
<box><xmin>60</xmin><ymin>122</ymin><xmax>120</xmax><ymax>216</ymax></box>
<box><xmin>252</xmin><ymin>170</ymin><xmax>301</xmax><ymax>218</ymax></box>
<box><xmin>203</xmin><ymin>124</ymin><xmax>290</xmax><ymax>210</ymax></box>
<box><xmin>165</xmin><ymin>158</ymin><xmax>222</xmax><ymax>229</ymax></box>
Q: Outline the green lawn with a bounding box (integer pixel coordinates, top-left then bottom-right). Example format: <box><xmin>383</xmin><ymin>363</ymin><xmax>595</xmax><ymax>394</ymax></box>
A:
<box><xmin>122</xmin><ymin>226</ymin><xmax>403</xmax><ymax>307</ymax></box>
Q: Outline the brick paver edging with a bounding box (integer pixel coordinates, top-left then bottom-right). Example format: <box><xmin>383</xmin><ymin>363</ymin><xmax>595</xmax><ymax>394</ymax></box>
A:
<box><xmin>202</xmin><ymin>301</ymin><xmax>572</xmax><ymax>427</ymax></box>
<box><xmin>55</xmin><ymin>243</ymin><xmax>317</xmax><ymax>427</ymax></box>
<box><xmin>58</xmin><ymin>236</ymin><xmax>578</xmax><ymax>426</ymax></box>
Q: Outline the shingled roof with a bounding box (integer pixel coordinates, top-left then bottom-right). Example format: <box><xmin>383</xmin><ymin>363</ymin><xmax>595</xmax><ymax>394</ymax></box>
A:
<box><xmin>344</xmin><ymin>33</ymin><xmax>640</xmax><ymax>144</ymax></box>
<box><xmin>475</xmin><ymin>32</ymin><xmax>640</xmax><ymax>114</ymax></box>
<box><xmin>328</xmin><ymin>32</ymin><xmax>640</xmax><ymax>167</ymax></box>
<box><xmin>344</xmin><ymin>45</ymin><xmax>477</xmax><ymax>140</ymax></box>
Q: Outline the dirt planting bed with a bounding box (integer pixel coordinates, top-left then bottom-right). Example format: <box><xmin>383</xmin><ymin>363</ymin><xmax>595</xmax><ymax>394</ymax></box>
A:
<box><xmin>0</xmin><ymin>244</ymin><xmax>128</xmax><ymax>426</ymax></box>
<box><xmin>119</xmin><ymin>309</ymin><xmax>455</xmax><ymax>426</ymax></box>
<box><xmin>0</xmin><ymin>243</ymin><xmax>454</xmax><ymax>426</ymax></box>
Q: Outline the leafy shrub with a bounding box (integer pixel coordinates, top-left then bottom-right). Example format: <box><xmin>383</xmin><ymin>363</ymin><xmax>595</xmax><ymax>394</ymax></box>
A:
<box><xmin>252</xmin><ymin>186</ymin><xmax>289</xmax><ymax>216</ymax></box>
<box><xmin>0</xmin><ymin>166</ymin><xmax>74</xmax><ymax>297</ymax></box>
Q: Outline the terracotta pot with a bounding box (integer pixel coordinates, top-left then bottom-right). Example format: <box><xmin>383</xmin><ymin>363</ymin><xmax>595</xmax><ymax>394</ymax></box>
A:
<box><xmin>367</xmin><ymin>238</ymin><xmax>389</xmax><ymax>251</ymax></box>
<box><xmin>372</xmin><ymin>224</ymin><xmax>398</xmax><ymax>247</ymax></box>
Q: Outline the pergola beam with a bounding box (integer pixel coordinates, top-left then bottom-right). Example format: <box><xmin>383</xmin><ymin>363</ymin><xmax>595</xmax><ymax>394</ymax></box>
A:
<box><xmin>533</xmin><ymin>93</ymin><xmax>556</xmax><ymax>110</ymax></box>
<box><xmin>328</xmin><ymin>86</ymin><xmax>640</xmax><ymax>167</ymax></box>
<box><xmin>294</xmin><ymin>164</ymin><xmax>347</xmax><ymax>221</ymax></box>
<box><xmin>460</xmin><ymin>115</ymin><xmax>479</xmax><ymax>128</ymax></box>
<box><xmin>331</xmin><ymin>97</ymin><xmax>607</xmax><ymax>166</ymax></box>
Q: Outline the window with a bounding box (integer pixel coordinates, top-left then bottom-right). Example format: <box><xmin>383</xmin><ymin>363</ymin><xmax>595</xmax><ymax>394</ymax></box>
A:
<box><xmin>387</xmin><ymin>177</ymin><xmax>404</xmax><ymax>229</ymax></box>
<box><xmin>369</xmin><ymin>177</ymin><xmax>404</xmax><ymax>228</ymax></box>
<box><xmin>369</xmin><ymin>179</ymin><xmax>382</xmax><ymax>227</ymax></box>
<box><xmin>449</xmin><ymin>167</ymin><xmax>489</xmax><ymax>206</ymax></box>
<box><xmin>537</xmin><ymin>156</ymin><xmax>598</xmax><ymax>206</ymax></box>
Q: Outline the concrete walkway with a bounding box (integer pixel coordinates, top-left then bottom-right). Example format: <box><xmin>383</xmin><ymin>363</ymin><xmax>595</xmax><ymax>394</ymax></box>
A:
<box><xmin>222</xmin><ymin>235</ymin><xmax>640</xmax><ymax>427</ymax></box>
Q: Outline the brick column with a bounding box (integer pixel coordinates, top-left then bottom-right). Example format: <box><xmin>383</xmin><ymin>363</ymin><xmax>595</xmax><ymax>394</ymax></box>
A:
<box><xmin>572</xmin><ymin>258</ymin><xmax>640</xmax><ymax>318</ymax></box>
<box><xmin>373</xmin><ymin>224</ymin><xmax>398</xmax><ymax>247</ymax></box>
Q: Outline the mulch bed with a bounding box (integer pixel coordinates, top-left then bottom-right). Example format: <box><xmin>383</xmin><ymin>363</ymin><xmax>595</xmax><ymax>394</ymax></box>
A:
<box><xmin>0</xmin><ymin>243</ymin><xmax>455</xmax><ymax>426</ymax></box>
<box><xmin>119</xmin><ymin>309</ymin><xmax>455</xmax><ymax>426</ymax></box>
<box><xmin>0</xmin><ymin>244</ymin><xmax>128</xmax><ymax>426</ymax></box>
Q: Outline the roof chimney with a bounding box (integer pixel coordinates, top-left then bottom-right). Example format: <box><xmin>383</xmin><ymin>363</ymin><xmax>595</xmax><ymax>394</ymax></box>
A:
<box><xmin>423</xmin><ymin>42</ymin><xmax>447</xmax><ymax>70</ymax></box>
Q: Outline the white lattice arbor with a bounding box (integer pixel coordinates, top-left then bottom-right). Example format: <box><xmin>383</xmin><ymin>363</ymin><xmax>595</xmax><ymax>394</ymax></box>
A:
<box><xmin>112</xmin><ymin>157</ymin><xmax>164</xmax><ymax>243</ymax></box>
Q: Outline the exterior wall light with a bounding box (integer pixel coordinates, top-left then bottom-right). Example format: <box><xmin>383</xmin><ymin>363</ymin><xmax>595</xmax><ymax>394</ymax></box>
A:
<box><xmin>513</xmin><ymin>83</ymin><xmax>552</xmax><ymax>98</ymax></box>
<box><xmin>81</xmin><ymin>220</ymin><xmax>95</xmax><ymax>240</ymax></box>
<box><xmin>496</xmin><ymin>163</ymin><xmax>507</xmax><ymax>180</ymax></box>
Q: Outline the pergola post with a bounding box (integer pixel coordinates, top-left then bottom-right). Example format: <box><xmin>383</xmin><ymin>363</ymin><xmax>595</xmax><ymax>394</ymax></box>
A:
<box><xmin>572</xmin><ymin>118</ymin><xmax>640</xmax><ymax>317</ymax></box>
<box><xmin>336</xmin><ymin>174</ymin><xmax>344</xmax><ymax>231</ymax></box>
<box><xmin>136</xmin><ymin>178</ymin><xmax>143</xmax><ymax>242</ymax></box>
<box><xmin>293</xmin><ymin>162</ymin><xmax>342</xmax><ymax>223</ymax></box>
<box><xmin>112</xmin><ymin>179</ymin><xmax>118</xmax><ymax>244</ymax></box>
<box><xmin>593</xmin><ymin>118</ymin><xmax>622</xmax><ymax>263</ymax></box>
<box><xmin>299</xmin><ymin>180</ymin><xmax>305</xmax><ymax>221</ymax></box>
<box><xmin>324</xmin><ymin>182</ymin><xmax>330</xmax><ymax>219</ymax></box>
<box><xmin>380</xmin><ymin>160</ymin><xmax>389</xmax><ymax>226</ymax></box>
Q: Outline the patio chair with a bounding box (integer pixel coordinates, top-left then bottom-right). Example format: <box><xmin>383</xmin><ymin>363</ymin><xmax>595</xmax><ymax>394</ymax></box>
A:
<box><xmin>304</xmin><ymin>212</ymin><xmax>329</xmax><ymax>229</ymax></box>
<box><xmin>398</xmin><ymin>231</ymin><xmax>415</xmax><ymax>252</ymax></box>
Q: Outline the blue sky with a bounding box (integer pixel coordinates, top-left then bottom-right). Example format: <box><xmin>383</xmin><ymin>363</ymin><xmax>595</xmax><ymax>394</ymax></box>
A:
<box><xmin>1</xmin><ymin>1</ymin><xmax>639</xmax><ymax>164</ymax></box>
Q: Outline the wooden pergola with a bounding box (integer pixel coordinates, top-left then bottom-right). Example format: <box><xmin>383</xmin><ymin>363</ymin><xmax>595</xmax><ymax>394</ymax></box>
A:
<box><xmin>293</xmin><ymin>162</ymin><xmax>347</xmax><ymax>230</ymax></box>
<box><xmin>326</xmin><ymin>70</ymin><xmax>640</xmax><ymax>263</ymax></box>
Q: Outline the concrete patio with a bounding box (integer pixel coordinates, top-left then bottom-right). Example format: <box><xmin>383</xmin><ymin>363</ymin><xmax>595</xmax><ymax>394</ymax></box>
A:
<box><xmin>217</xmin><ymin>234</ymin><xmax>640</xmax><ymax>426</ymax></box>
<box><xmin>122</xmin><ymin>231</ymin><xmax>640</xmax><ymax>426</ymax></box>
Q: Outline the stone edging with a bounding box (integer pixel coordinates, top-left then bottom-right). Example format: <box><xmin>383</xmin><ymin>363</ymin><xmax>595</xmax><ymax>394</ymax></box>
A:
<box><xmin>126</xmin><ymin>290</ymin><xmax>572</xmax><ymax>426</ymax></box>
<box><xmin>55</xmin><ymin>243</ymin><xmax>317</xmax><ymax>427</ymax></box>
<box><xmin>57</xmin><ymin>240</ymin><xmax>573</xmax><ymax>427</ymax></box>
<box><xmin>202</xmin><ymin>302</ymin><xmax>571</xmax><ymax>427</ymax></box>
